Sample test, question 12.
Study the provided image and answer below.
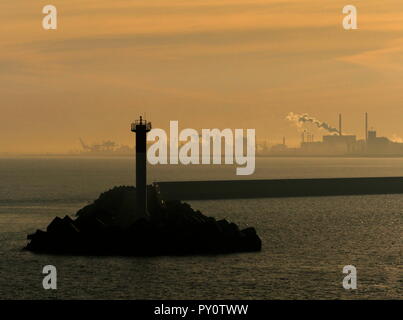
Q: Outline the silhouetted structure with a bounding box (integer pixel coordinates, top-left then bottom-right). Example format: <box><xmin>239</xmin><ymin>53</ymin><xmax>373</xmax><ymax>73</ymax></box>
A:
<box><xmin>365</xmin><ymin>112</ymin><xmax>369</xmax><ymax>142</ymax></box>
<box><xmin>131</xmin><ymin>116</ymin><xmax>151</xmax><ymax>218</ymax></box>
<box><xmin>25</xmin><ymin>185</ymin><xmax>262</xmax><ymax>255</ymax></box>
<box><xmin>78</xmin><ymin>138</ymin><xmax>133</xmax><ymax>156</ymax></box>
<box><xmin>25</xmin><ymin>119</ymin><xmax>263</xmax><ymax>256</ymax></box>
<box><xmin>292</xmin><ymin>113</ymin><xmax>403</xmax><ymax>156</ymax></box>
<box><xmin>156</xmin><ymin>177</ymin><xmax>403</xmax><ymax>200</ymax></box>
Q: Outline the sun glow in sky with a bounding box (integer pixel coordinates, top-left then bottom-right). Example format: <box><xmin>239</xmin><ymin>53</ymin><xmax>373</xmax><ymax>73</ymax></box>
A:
<box><xmin>1</xmin><ymin>0</ymin><xmax>403</xmax><ymax>153</ymax></box>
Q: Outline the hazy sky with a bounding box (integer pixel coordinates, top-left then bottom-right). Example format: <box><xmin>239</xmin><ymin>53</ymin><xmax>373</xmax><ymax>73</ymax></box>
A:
<box><xmin>1</xmin><ymin>0</ymin><xmax>403</xmax><ymax>153</ymax></box>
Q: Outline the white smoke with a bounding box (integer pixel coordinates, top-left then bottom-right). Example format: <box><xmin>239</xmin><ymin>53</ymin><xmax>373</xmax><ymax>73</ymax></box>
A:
<box><xmin>286</xmin><ymin>112</ymin><xmax>340</xmax><ymax>134</ymax></box>
<box><xmin>391</xmin><ymin>134</ymin><xmax>403</xmax><ymax>143</ymax></box>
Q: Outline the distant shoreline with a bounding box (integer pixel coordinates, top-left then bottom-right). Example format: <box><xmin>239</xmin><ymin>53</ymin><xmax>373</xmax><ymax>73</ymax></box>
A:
<box><xmin>1</xmin><ymin>154</ymin><xmax>403</xmax><ymax>159</ymax></box>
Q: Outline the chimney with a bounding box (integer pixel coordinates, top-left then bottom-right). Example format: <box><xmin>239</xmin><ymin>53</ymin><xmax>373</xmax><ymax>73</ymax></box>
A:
<box><xmin>365</xmin><ymin>112</ymin><xmax>368</xmax><ymax>142</ymax></box>
<box><xmin>339</xmin><ymin>114</ymin><xmax>342</xmax><ymax>136</ymax></box>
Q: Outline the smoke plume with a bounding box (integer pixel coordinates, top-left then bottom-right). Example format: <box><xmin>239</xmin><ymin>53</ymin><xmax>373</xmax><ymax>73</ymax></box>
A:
<box><xmin>286</xmin><ymin>112</ymin><xmax>339</xmax><ymax>134</ymax></box>
<box><xmin>391</xmin><ymin>134</ymin><xmax>403</xmax><ymax>143</ymax></box>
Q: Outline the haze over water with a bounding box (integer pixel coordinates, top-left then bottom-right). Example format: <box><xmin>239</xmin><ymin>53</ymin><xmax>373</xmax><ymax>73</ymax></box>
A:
<box><xmin>0</xmin><ymin>157</ymin><xmax>401</xmax><ymax>299</ymax></box>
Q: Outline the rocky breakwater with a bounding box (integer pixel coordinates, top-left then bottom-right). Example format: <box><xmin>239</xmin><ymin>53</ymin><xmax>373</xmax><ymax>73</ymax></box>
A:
<box><xmin>25</xmin><ymin>186</ymin><xmax>262</xmax><ymax>255</ymax></box>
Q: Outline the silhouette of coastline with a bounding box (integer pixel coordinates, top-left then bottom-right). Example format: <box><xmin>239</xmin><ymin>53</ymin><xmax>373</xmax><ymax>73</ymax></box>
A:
<box><xmin>25</xmin><ymin>185</ymin><xmax>261</xmax><ymax>256</ymax></box>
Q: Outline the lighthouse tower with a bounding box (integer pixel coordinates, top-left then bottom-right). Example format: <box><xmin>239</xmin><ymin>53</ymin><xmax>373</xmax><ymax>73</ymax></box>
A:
<box><xmin>131</xmin><ymin>116</ymin><xmax>151</xmax><ymax>218</ymax></box>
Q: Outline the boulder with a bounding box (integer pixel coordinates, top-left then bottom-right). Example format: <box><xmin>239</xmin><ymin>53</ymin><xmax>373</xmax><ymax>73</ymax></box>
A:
<box><xmin>25</xmin><ymin>185</ymin><xmax>262</xmax><ymax>256</ymax></box>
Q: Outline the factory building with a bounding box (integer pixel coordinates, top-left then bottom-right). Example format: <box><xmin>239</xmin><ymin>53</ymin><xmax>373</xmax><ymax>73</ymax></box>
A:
<box><xmin>296</xmin><ymin>113</ymin><xmax>403</xmax><ymax>156</ymax></box>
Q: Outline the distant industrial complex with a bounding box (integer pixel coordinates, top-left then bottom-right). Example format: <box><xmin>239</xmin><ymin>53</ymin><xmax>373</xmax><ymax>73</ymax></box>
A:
<box><xmin>267</xmin><ymin>113</ymin><xmax>403</xmax><ymax>156</ymax></box>
<box><xmin>76</xmin><ymin>113</ymin><xmax>403</xmax><ymax>158</ymax></box>
<box><xmin>78</xmin><ymin>138</ymin><xmax>134</xmax><ymax>156</ymax></box>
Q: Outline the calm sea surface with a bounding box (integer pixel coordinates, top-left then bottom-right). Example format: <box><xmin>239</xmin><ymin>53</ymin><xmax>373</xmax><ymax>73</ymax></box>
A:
<box><xmin>0</xmin><ymin>157</ymin><xmax>401</xmax><ymax>299</ymax></box>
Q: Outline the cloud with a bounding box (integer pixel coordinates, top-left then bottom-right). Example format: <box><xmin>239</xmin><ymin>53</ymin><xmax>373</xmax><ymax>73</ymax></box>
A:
<box><xmin>338</xmin><ymin>39</ymin><xmax>403</xmax><ymax>71</ymax></box>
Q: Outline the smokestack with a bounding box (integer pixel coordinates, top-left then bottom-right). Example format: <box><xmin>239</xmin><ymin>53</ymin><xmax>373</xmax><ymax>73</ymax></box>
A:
<box><xmin>365</xmin><ymin>112</ymin><xmax>368</xmax><ymax>142</ymax></box>
<box><xmin>339</xmin><ymin>114</ymin><xmax>342</xmax><ymax>136</ymax></box>
<box><xmin>283</xmin><ymin>136</ymin><xmax>286</xmax><ymax>146</ymax></box>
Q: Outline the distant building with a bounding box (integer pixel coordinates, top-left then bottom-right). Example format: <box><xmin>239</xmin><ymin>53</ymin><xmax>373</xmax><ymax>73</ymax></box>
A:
<box><xmin>367</xmin><ymin>130</ymin><xmax>390</xmax><ymax>154</ymax></box>
<box><xmin>322</xmin><ymin>134</ymin><xmax>357</xmax><ymax>154</ymax></box>
<box><xmin>300</xmin><ymin>141</ymin><xmax>326</xmax><ymax>154</ymax></box>
<box><xmin>271</xmin><ymin>143</ymin><xmax>288</xmax><ymax>153</ymax></box>
<box><xmin>260</xmin><ymin>113</ymin><xmax>403</xmax><ymax>157</ymax></box>
<box><xmin>298</xmin><ymin>134</ymin><xmax>356</xmax><ymax>155</ymax></box>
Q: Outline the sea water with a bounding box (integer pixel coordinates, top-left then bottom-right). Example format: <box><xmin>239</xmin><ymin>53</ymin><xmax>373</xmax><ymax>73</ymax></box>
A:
<box><xmin>0</xmin><ymin>157</ymin><xmax>401</xmax><ymax>299</ymax></box>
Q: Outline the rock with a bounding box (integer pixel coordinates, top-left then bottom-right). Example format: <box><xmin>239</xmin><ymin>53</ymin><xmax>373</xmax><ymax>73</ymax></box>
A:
<box><xmin>24</xmin><ymin>185</ymin><xmax>262</xmax><ymax>256</ymax></box>
<box><xmin>240</xmin><ymin>227</ymin><xmax>262</xmax><ymax>252</ymax></box>
<box><xmin>47</xmin><ymin>216</ymin><xmax>78</xmax><ymax>234</ymax></box>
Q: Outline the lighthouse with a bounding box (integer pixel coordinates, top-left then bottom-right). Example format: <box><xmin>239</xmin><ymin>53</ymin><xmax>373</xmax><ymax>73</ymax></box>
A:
<box><xmin>131</xmin><ymin>116</ymin><xmax>151</xmax><ymax>218</ymax></box>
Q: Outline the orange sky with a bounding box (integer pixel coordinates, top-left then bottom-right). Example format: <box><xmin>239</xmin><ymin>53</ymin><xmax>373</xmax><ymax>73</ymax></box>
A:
<box><xmin>1</xmin><ymin>0</ymin><xmax>403</xmax><ymax>153</ymax></box>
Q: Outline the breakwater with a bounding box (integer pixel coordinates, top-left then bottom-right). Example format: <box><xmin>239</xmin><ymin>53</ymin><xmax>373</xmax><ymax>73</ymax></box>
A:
<box><xmin>156</xmin><ymin>177</ymin><xmax>403</xmax><ymax>200</ymax></box>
